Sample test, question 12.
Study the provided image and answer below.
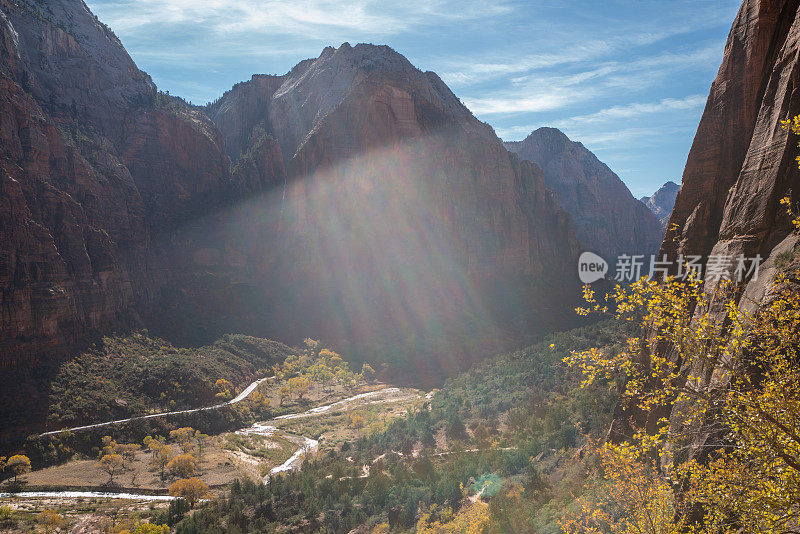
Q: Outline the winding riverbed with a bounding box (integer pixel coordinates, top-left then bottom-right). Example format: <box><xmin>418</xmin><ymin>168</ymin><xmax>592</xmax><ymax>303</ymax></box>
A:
<box><xmin>3</xmin><ymin>383</ymin><xmax>419</xmax><ymax>501</ymax></box>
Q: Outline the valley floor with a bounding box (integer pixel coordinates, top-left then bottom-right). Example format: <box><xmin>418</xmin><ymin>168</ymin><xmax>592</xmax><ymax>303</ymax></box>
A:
<box><xmin>0</xmin><ymin>376</ymin><xmax>424</xmax><ymax>532</ymax></box>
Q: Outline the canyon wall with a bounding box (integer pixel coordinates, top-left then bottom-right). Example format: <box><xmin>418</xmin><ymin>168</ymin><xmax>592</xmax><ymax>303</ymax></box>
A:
<box><xmin>0</xmin><ymin>1</ymin><xmax>580</xmax><ymax>382</ymax></box>
<box><xmin>610</xmin><ymin>0</ymin><xmax>800</xmax><ymax>459</ymax></box>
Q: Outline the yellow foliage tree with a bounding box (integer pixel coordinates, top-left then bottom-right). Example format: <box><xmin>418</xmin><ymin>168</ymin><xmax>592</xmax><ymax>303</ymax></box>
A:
<box><xmin>348</xmin><ymin>411</ymin><xmax>366</xmax><ymax>429</ymax></box>
<box><xmin>169</xmin><ymin>477</ymin><xmax>209</xmax><ymax>507</ymax></box>
<box><xmin>169</xmin><ymin>427</ymin><xmax>196</xmax><ymax>452</ymax></box>
<box><xmin>100</xmin><ymin>453</ymin><xmax>124</xmax><ymax>483</ymax></box>
<box><xmin>417</xmin><ymin>499</ymin><xmax>491</xmax><ymax>534</ymax></box>
<box><xmin>36</xmin><ymin>509</ymin><xmax>63</xmax><ymax>534</ymax></box>
<box><xmin>168</xmin><ymin>453</ymin><xmax>198</xmax><ymax>478</ymax></box>
<box><xmin>149</xmin><ymin>441</ymin><xmax>174</xmax><ymax>479</ymax></box>
<box><xmin>561</xmin><ymin>442</ymin><xmax>683</xmax><ymax>534</ymax></box>
<box><xmin>288</xmin><ymin>375</ymin><xmax>312</xmax><ymax>402</ymax></box>
<box><xmin>564</xmin><ymin>263</ymin><xmax>800</xmax><ymax>533</ymax></box>
<box><xmin>214</xmin><ymin>378</ymin><xmax>234</xmax><ymax>400</ymax></box>
<box><xmin>7</xmin><ymin>454</ymin><xmax>30</xmax><ymax>482</ymax></box>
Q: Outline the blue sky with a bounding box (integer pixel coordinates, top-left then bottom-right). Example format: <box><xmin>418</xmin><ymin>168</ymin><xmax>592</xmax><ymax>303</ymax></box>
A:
<box><xmin>87</xmin><ymin>0</ymin><xmax>742</xmax><ymax>197</ymax></box>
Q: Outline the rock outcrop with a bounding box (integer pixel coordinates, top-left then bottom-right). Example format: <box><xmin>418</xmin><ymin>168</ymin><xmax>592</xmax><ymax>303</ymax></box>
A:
<box><xmin>640</xmin><ymin>180</ymin><xmax>680</xmax><ymax>230</ymax></box>
<box><xmin>506</xmin><ymin>128</ymin><xmax>664</xmax><ymax>259</ymax></box>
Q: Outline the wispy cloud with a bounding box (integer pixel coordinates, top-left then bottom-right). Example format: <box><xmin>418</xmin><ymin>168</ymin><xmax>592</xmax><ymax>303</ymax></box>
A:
<box><xmin>93</xmin><ymin>0</ymin><xmax>510</xmax><ymax>37</ymax></box>
<box><xmin>464</xmin><ymin>93</ymin><xmax>577</xmax><ymax>115</ymax></box>
<box><xmin>555</xmin><ymin>94</ymin><xmax>707</xmax><ymax>127</ymax></box>
<box><xmin>456</xmin><ymin>43</ymin><xmax>719</xmax><ymax>121</ymax></box>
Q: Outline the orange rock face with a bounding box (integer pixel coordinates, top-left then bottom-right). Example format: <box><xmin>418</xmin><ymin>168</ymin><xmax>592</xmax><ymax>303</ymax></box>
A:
<box><xmin>0</xmin><ymin>0</ymin><xmax>235</xmax><ymax>364</ymax></box>
<box><xmin>612</xmin><ymin>0</ymin><xmax>800</xmax><ymax>459</ymax></box>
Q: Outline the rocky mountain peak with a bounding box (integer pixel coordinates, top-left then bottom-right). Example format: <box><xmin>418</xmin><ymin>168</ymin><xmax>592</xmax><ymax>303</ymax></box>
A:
<box><xmin>270</xmin><ymin>42</ymin><xmax>475</xmax><ymax>158</ymax></box>
<box><xmin>208</xmin><ymin>42</ymin><xmax>486</xmax><ymax>164</ymax></box>
<box><xmin>505</xmin><ymin>127</ymin><xmax>664</xmax><ymax>258</ymax></box>
<box><xmin>641</xmin><ymin>180</ymin><xmax>680</xmax><ymax>229</ymax></box>
<box><xmin>2</xmin><ymin>0</ymin><xmax>154</xmax><ymax>139</ymax></box>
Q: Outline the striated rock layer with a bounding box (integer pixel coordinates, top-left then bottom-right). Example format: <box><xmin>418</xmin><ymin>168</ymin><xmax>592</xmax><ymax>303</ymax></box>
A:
<box><xmin>0</xmin><ymin>0</ymin><xmax>238</xmax><ymax>367</ymax></box>
<box><xmin>506</xmin><ymin>128</ymin><xmax>663</xmax><ymax>259</ymax></box>
<box><xmin>0</xmin><ymin>0</ymin><xmax>580</xmax><ymax>389</ymax></box>
<box><xmin>662</xmin><ymin>0</ymin><xmax>800</xmax><ymax>270</ymax></box>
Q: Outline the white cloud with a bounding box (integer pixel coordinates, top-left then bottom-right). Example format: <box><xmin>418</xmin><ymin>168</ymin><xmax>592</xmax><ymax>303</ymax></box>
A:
<box><xmin>91</xmin><ymin>0</ymin><xmax>510</xmax><ymax>38</ymax></box>
<box><xmin>555</xmin><ymin>94</ymin><xmax>707</xmax><ymax>127</ymax></box>
<box><xmin>562</xmin><ymin>126</ymin><xmax>696</xmax><ymax>151</ymax></box>
<box><xmin>463</xmin><ymin>93</ymin><xmax>576</xmax><ymax>115</ymax></box>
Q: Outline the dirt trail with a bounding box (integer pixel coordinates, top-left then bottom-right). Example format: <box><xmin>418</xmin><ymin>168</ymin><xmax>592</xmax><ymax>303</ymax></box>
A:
<box><xmin>39</xmin><ymin>377</ymin><xmax>274</xmax><ymax>437</ymax></box>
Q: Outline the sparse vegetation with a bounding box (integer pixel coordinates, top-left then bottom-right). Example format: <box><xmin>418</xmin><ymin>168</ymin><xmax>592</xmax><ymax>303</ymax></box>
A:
<box><xmin>172</xmin><ymin>320</ymin><xmax>632</xmax><ymax>532</ymax></box>
<box><xmin>46</xmin><ymin>333</ymin><xmax>295</xmax><ymax>427</ymax></box>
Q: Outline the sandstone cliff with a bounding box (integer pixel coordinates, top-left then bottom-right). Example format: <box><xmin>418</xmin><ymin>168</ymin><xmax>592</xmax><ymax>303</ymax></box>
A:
<box><xmin>661</xmin><ymin>0</ymin><xmax>800</xmax><ymax>274</ymax></box>
<box><xmin>613</xmin><ymin>0</ymin><xmax>800</xmax><ymax>460</ymax></box>
<box><xmin>506</xmin><ymin>128</ymin><xmax>664</xmax><ymax>259</ymax></box>
<box><xmin>201</xmin><ymin>44</ymin><xmax>581</xmax><ymax>378</ymax></box>
<box><xmin>0</xmin><ymin>0</ymin><xmax>239</xmax><ymax>365</ymax></box>
<box><xmin>0</xmin><ymin>0</ymin><xmax>581</xmax><ymax>385</ymax></box>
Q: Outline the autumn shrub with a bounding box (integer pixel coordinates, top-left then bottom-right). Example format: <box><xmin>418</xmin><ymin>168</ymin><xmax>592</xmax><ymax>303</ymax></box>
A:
<box><xmin>563</xmin><ymin>263</ymin><xmax>800</xmax><ymax>533</ymax></box>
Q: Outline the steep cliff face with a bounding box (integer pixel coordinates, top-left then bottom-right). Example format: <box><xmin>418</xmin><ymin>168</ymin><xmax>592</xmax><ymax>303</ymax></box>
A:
<box><xmin>640</xmin><ymin>180</ymin><xmax>679</xmax><ymax>230</ymax></box>
<box><xmin>662</xmin><ymin>0</ymin><xmax>800</xmax><ymax>272</ymax></box>
<box><xmin>202</xmin><ymin>44</ymin><xmax>580</xmax><ymax>377</ymax></box>
<box><xmin>0</xmin><ymin>0</ymin><xmax>237</xmax><ymax>364</ymax></box>
<box><xmin>0</xmin><ymin>0</ymin><xmax>581</xmax><ymax>379</ymax></box>
<box><xmin>506</xmin><ymin>128</ymin><xmax>664</xmax><ymax>259</ymax></box>
<box><xmin>617</xmin><ymin>0</ymin><xmax>800</xmax><ymax>460</ymax></box>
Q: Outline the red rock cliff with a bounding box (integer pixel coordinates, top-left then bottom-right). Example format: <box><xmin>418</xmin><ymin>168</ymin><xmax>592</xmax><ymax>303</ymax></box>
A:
<box><xmin>200</xmin><ymin>44</ymin><xmax>580</xmax><ymax>376</ymax></box>
<box><xmin>662</xmin><ymin>0</ymin><xmax>800</xmax><ymax>276</ymax></box>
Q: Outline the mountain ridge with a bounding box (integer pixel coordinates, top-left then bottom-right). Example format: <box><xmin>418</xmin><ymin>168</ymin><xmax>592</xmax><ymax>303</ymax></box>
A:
<box><xmin>640</xmin><ymin>180</ymin><xmax>680</xmax><ymax>230</ymax></box>
<box><xmin>505</xmin><ymin>127</ymin><xmax>664</xmax><ymax>259</ymax></box>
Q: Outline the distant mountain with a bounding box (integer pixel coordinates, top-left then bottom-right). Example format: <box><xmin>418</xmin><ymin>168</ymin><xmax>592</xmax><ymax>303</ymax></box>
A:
<box><xmin>505</xmin><ymin>128</ymin><xmax>663</xmax><ymax>259</ymax></box>
<box><xmin>640</xmin><ymin>181</ymin><xmax>680</xmax><ymax>229</ymax></box>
